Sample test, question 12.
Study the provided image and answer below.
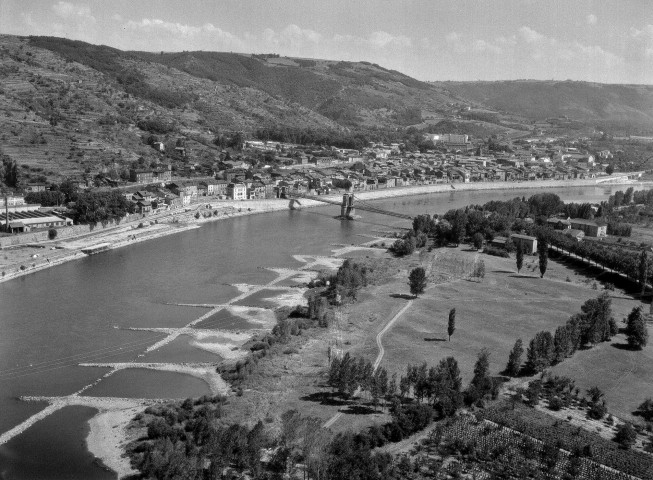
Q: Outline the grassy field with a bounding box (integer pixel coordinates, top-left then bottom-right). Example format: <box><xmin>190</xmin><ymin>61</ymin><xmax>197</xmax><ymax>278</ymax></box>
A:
<box><xmin>221</xmin><ymin>244</ymin><xmax>653</xmax><ymax>436</ymax></box>
<box><xmin>376</xmin><ymin>247</ymin><xmax>652</xmax><ymax>423</ymax></box>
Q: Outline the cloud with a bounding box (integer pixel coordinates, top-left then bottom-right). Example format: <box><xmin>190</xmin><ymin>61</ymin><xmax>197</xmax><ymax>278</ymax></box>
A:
<box><xmin>473</xmin><ymin>39</ymin><xmax>502</xmax><ymax>55</ymax></box>
<box><xmin>52</xmin><ymin>1</ymin><xmax>95</xmax><ymax>24</ymax></box>
<box><xmin>122</xmin><ymin>19</ymin><xmax>246</xmax><ymax>51</ymax></box>
<box><xmin>518</xmin><ymin>26</ymin><xmax>545</xmax><ymax>44</ymax></box>
<box><xmin>17</xmin><ymin>2</ymin><xmax>98</xmax><ymax>42</ymax></box>
<box><xmin>586</xmin><ymin>14</ymin><xmax>597</xmax><ymax>25</ymax></box>
<box><xmin>261</xmin><ymin>24</ymin><xmax>322</xmax><ymax>52</ymax></box>
<box><xmin>629</xmin><ymin>25</ymin><xmax>653</xmax><ymax>59</ymax></box>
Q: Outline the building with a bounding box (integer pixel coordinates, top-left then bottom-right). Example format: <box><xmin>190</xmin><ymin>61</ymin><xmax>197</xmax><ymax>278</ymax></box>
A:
<box><xmin>24</xmin><ymin>183</ymin><xmax>47</xmax><ymax>193</ymax></box>
<box><xmin>130</xmin><ymin>169</ymin><xmax>155</xmax><ymax>184</ymax></box>
<box><xmin>569</xmin><ymin>218</ymin><xmax>607</xmax><ymax>237</ymax></box>
<box><xmin>227</xmin><ymin>182</ymin><xmax>247</xmax><ymax>200</ymax></box>
<box><xmin>214</xmin><ymin>180</ymin><xmax>229</xmax><ymax>197</ymax></box>
<box><xmin>0</xmin><ymin>211</ymin><xmax>73</xmax><ymax>233</ymax></box>
<box><xmin>546</xmin><ymin>218</ymin><xmax>571</xmax><ymax>230</ymax></box>
<box><xmin>510</xmin><ymin>234</ymin><xmax>538</xmax><ymax>254</ymax></box>
<box><xmin>164</xmin><ymin>193</ymin><xmax>182</xmax><ymax>208</ymax></box>
<box><xmin>563</xmin><ymin>229</ymin><xmax>585</xmax><ymax>241</ymax></box>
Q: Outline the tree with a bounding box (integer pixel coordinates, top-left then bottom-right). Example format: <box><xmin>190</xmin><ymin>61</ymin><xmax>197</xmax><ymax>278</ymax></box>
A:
<box><xmin>466</xmin><ymin>349</ymin><xmax>494</xmax><ymax>405</ymax></box>
<box><xmin>451</xmin><ymin>210</ymin><xmax>467</xmax><ymax>246</ymax></box>
<box><xmin>538</xmin><ymin>236</ymin><xmax>548</xmax><ymax>278</ymax></box>
<box><xmin>447</xmin><ymin>308</ymin><xmax>456</xmax><ymax>341</ymax></box>
<box><xmin>516</xmin><ymin>241</ymin><xmax>524</xmax><ymax>273</ymax></box>
<box><xmin>614</xmin><ymin>423</ymin><xmax>637</xmax><ymax>449</ymax></box>
<box><xmin>526</xmin><ymin>331</ymin><xmax>554</xmax><ymax>373</ymax></box>
<box><xmin>636</xmin><ymin>398</ymin><xmax>653</xmax><ymax>421</ymax></box>
<box><xmin>553</xmin><ymin>325</ymin><xmax>572</xmax><ymax>363</ymax></box>
<box><xmin>626</xmin><ymin>306</ymin><xmax>648</xmax><ymax>350</ymax></box>
<box><xmin>472</xmin><ymin>232</ymin><xmax>484</xmax><ymax>250</ymax></box>
<box><xmin>606</xmin><ymin>164</ymin><xmax>614</xmax><ymax>175</ymax></box>
<box><xmin>638</xmin><ymin>250</ymin><xmax>648</xmax><ymax>295</ymax></box>
<box><xmin>505</xmin><ymin>338</ymin><xmax>523</xmax><ymax>376</ymax></box>
<box><xmin>408</xmin><ymin>267</ymin><xmax>427</xmax><ymax>297</ymax></box>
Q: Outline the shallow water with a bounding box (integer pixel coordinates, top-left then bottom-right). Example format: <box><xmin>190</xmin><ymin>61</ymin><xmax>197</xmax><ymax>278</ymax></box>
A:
<box><xmin>0</xmin><ymin>184</ymin><xmax>643</xmax><ymax>478</ymax></box>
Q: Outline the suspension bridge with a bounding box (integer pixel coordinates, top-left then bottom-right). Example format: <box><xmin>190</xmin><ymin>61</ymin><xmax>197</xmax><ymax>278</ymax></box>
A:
<box><xmin>286</xmin><ymin>192</ymin><xmax>413</xmax><ymax>220</ymax></box>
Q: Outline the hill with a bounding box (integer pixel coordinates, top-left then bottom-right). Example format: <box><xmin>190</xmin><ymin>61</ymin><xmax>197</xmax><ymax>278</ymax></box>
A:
<box><xmin>436</xmin><ymin>80</ymin><xmax>653</xmax><ymax>133</ymax></box>
<box><xmin>0</xmin><ymin>34</ymin><xmax>652</xmax><ymax>185</ymax></box>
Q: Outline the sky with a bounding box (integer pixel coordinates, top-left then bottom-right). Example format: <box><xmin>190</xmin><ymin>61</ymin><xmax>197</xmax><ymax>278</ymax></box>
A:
<box><xmin>1</xmin><ymin>0</ymin><xmax>652</xmax><ymax>84</ymax></box>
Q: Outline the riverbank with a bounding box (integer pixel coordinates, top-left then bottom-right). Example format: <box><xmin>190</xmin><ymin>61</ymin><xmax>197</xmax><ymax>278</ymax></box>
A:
<box><xmin>0</xmin><ymin>178</ymin><xmax>646</xmax><ymax>286</ymax></box>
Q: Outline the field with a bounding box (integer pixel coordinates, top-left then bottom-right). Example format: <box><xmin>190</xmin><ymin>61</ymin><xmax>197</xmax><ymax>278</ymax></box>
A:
<box><xmin>378</xmin><ymin>249</ymin><xmax>631</xmax><ymax>369</ymax></box>
<box><xmin>221</xmin><ymin>243</ymin><xmax>653</xmax><ymax>440</ymax></box>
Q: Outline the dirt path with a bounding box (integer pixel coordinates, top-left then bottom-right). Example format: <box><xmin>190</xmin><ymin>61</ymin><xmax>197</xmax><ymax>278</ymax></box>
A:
<box><xmin>323</xmin><ymin>299</ymin><xmax>413</xmax><ymax>429</ymax></box>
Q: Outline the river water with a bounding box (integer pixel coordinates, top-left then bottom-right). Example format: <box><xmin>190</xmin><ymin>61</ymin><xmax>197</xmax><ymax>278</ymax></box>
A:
<box><xmin>0</xmin><ymin>185</ymin><xmax>641</xmax><ymax>479</ymax></box>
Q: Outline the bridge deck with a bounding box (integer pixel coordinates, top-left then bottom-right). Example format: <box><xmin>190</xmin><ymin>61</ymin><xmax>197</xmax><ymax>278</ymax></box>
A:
<box><xmin>288</xmin><ymin>192</ymin><xmax>413</xmax><ymax>220</ymax></box>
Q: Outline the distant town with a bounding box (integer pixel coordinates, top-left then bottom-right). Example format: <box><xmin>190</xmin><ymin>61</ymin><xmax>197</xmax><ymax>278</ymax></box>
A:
<box><xmin>0</xmin><ymin>131</ymin><xmax>645</xmax><ymax>235</ymax></box>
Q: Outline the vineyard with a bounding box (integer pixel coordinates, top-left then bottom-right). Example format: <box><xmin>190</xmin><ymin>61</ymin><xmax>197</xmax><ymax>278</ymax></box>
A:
<box><xmin>401</xmin><ymin>413</ymin><xmax>646</xmax><ymax>479</ymax></box>
<box><xmin>476</xmin><ymin>403</ymin><xmax>653</xmax><ymax>479</ymax></box>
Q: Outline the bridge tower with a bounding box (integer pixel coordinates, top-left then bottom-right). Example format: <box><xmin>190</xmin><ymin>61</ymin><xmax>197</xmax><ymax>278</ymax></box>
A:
<box><xmin>346</xmin><ymin>193</ymin><xmax>355</xmax><ymax>218</ymax></box>
<box><xmin>340</xmin><ymin>194</ymin><xmax>356</xmax><ymax>218</ymax></box>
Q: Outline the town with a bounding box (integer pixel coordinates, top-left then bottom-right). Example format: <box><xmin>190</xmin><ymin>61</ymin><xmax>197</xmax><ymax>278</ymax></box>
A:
<box><xmin>1</xmin><ymin>130</ymin><xmax>645</xmax><ymax>236</ymax></box>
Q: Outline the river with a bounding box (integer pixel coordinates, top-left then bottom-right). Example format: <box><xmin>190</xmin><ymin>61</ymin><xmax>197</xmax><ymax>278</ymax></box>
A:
<box><xmin>0</xmin><ymin>184</ymin><xmax>642</xmax><ymax>479</ymax></box>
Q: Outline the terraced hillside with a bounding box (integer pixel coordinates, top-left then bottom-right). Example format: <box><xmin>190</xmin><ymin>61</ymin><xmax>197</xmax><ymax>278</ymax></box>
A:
<box><xmin>1</xmin><ymin>34</ymin><xmax>652</xmax><ymax>184</ymax></box>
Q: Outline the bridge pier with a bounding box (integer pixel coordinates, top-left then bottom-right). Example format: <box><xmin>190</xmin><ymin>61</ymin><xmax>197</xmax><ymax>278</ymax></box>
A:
<box><xmin>346</xmin><ymin>193</ymin><xmax>355</xmax><ymax>218</ymax></box>
<box><xmin>340</xmin><ymin>194</ymin><xmax>355</xmax><ymax>219</ymax></box>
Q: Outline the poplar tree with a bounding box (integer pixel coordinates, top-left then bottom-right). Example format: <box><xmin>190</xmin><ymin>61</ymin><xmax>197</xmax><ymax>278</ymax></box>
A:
<box><xmin>538</xmin><ymin>236</ymin><xmax>548</xmax><ymax>278</ymax></box>
<box><xmin>639</xmin><ymin>250</ymin><xmax>648</xmax><ymax>295</ymax></box>
<box><xmin>526</xmin><ymin>331</ymin><xmax>554</xmax><ymax>373</ymax></box>
<box><xmin>447</xmin><ymin>308</ymin><xmax>456</xmax><ymax>341</ymax></box>
<box><xmin>505</xmin><ymin>338</ymin><xmax>524</xmax><ymax>376</ymax></box>
<box><xmin>516</xmin><ymin>241</ymin><xmax>524</xmax><ymax>273</ymax></box>
<box><xmin>553</xmin><ymin>325</ymin><xmax>572</xmax><ymax>363</ymax></box>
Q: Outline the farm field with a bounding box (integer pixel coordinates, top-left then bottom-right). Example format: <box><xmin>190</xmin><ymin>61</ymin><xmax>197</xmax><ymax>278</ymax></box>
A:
<box><xmin>375</xmin><ymin>247</ymin><xmax>652</xmax><ymax>422</ymax></box>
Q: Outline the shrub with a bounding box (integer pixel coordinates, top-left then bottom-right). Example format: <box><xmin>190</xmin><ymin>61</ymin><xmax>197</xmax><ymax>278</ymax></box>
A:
<box><xmin>549</xmin><ymin>396</ymin><xmax>563</xmax><ymax>411</ymax></box>
<box><xmin>48</xmin><ymin>228</ymin><xmax>57</xmax><ymax>240</ymax></box>
<box><xmin>483</xmin><ymin>246</ymin><xmax>509</xmax><ymax>258</ymax></box>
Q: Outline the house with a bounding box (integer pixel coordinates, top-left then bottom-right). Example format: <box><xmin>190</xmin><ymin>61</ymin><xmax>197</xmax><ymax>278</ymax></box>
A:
<box><xmin>154</xmin><ymin>167</ymin><xmax>172</xmax><ymax>183</ymax></box>
<box><xmin>130</xmin><ymin>169</ymin><xmax>155</xmax><ymax>184</ymax></box>
<box><xmin>490</xmin><ymin>236</ymin><xmax>508</xmax><ymax>249</ymax></box>
<box><xmin>563</xmin><ymin>229</ymin><xmax>585</xmax><ymax>241</ymax></box>
<box><xmin>135</xmin><ymin>200</ymin><xmax>152</xmax><ymax>214</ymax></box>
<box><xmin>214</xmin><ymin>180</ymin><xmax>229</xmax><ymax>197</ymax></box>
<box><xmin>248</xmin><ymin>182</ymin><xmax>266</xmax><ymax>199</ymax></box>
<box><xmin>569</xmin><ymin>218</ymin><xmax>607</xmax><ymax>237</ymax></box>
<box><xmin>164</xmin><ymin>193</ymin><xmax>182</xmax><ymax>208</ymax></box>
<box><xmin>24</xmin><ymin>183</ymin><xmax>47</xmax><ymax>193</ymax></box>
<box><xmin>227</xmin><ymin>182</ymin><xmax>247</xmax><ymax>200</ymax></box>
<box><xmin>510</xmin><ymin>234</ymin><xmax>538</xmax><ymax>254</ymax></box>
<box><xmin>168</xmin><ymin>182</ymin><xmax>198</xmax><ymax>198</ymax></box>
<box><xmin>546</xmin><ymin>218</ymin><xmax>571</xmax><ymax>230</ymax></box>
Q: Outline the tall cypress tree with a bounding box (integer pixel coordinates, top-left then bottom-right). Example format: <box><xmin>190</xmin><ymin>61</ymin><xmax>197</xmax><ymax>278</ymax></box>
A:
<box><xmin>516</xmin><ymin>241</ymin><xmax>524</xmax><ymax>273</ymax></box>
<box><xmin>538</xmin><ymin>236</ymin><xmax>548</xmax><ymax>278</ymax></box>
<box><xmin>639</xmin><ymin>250</ymin><xmax>648</xmax><ymax>296</ymax></box>
<box><xmin>505</xmin><ymin>338</ymin><xmax>524</xmax><ymax>376</ymax></box>
<box><xmin>447</xmin><ymin>308</ymin><xmax>456</xmax><ymax>341</ymax></box>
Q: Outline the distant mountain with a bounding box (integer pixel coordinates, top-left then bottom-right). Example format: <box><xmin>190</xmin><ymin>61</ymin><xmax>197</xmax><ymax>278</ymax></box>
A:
<box><xmin>0</xmin><ymin>34</ymin><xmax>652</xmax><ymax>185</ymax></box>
<box><xmin>435</xmin><ymin>80</ymin><xmax>653</xmax><ymax>131</ymax></box>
